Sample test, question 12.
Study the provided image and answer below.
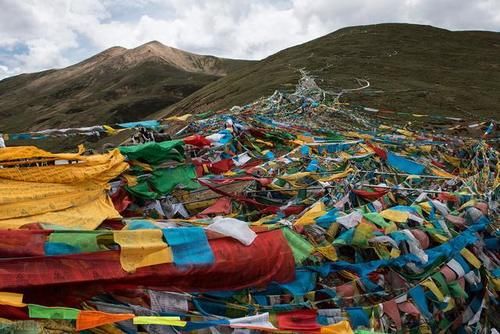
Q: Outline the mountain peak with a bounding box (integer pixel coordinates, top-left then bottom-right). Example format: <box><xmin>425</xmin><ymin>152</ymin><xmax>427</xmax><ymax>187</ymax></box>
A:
<box><xmin>142</xmin><ymin>40</ymin><xmax>167</xmax><ymax>47</ymax></box>
<box><xmin>132</xmin><ymin>40</ymin><xmax>176</xmax><ymax>56</ymax></box>
<box><xmin>124</xmin><ymin>41</ymin><xmax>231</xmax><ymax>75</ymax></box>
<box><xmin>94</xmin><ymin>46</ymin><xmax>128</xmax><ymax>58</ymax></box>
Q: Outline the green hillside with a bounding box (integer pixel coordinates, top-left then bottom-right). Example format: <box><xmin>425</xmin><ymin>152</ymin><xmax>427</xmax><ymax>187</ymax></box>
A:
<box><xmin>156</xmin><ymin>24</ymin><xmax>500</xmax><ymax>122</ymax></box>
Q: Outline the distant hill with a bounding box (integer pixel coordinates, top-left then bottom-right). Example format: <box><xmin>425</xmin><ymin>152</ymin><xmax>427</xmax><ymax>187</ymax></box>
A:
<box><xmin>155</xmin><ymin>24</ymin><xmax>500</xmax><ymax>122</ymax></box>
<box><xmin>0</xmin><ymin>41</ymin><xmax>253</xmax><ymax>133</ymax></box>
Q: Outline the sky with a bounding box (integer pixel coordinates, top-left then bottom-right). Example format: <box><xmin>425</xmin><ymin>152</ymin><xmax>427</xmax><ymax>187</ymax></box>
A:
<box><xmin>1</xmin><ymin>0</ymin><xmax>499</xmax><ymax>79</ymax></box>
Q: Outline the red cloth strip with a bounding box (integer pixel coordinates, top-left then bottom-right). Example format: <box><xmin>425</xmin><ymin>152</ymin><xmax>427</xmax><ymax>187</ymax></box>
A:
<box><xmin>0</xmin><ymin>230</ymin><xmax>50</xmax><ymax>258</ymax></box>
<box><xmin>0</xmin><ymin>230</ymin><xmax>294</xmax><ymax>306</ymax></box>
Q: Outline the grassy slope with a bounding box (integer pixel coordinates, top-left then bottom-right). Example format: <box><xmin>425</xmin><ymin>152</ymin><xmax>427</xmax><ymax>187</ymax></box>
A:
<box><xmin>154</xmin><ymin>24</ymin><xmax>500</xmax><ymax>122</ymax></box>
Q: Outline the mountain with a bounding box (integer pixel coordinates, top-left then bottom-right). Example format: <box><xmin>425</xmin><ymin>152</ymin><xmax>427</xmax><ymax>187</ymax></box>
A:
<box><xmin>2</xmin><ymin>23</ymin><xmax>498</xmax><ymax>144</ymax></box>
<box><xmin>155</xmin><ymin>24</ymin><xmax>500</xmax><ymax>122</ymax></box>
<box><xmin>0</xmin><ymin>41</ymin><xmax>253</xmax><ymax>133</ymax></box>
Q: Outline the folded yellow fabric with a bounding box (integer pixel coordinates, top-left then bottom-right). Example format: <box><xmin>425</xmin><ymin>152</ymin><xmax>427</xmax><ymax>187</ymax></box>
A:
<box><xmin>0</xmin><ymin>292</ymin><xmax>26</xmax><ymax>307</ymax></box>
<box><xmin>0</xmin><ymin>147</ymin><xmax>127</xmax><ymax>230</ymax></box>
<box><xmin>0</xmin><ymin>180</ymin><xmax>103</xmax><ymax>219</ymax></box>
<box><xmin>0</xmin><ymin>145</ymin><xmax>85</xmax><ymax>161</ymax></box>
<box><xmin>0</xmin><ymin>148</ymin><xmax>128</xmax><ymax>184</ymax></box>
<box><xmin>114</xmin><ymin>230</ymin><xmax>173</xmax><ymax>272</ymax></box>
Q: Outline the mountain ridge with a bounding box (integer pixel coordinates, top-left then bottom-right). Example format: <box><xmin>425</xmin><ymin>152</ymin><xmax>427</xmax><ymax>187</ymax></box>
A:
<box><xmin>154</xmin><ymin>23</ymin><xmax>500</xmax><ymax>123</ymax></box>
<box><xmin>1</xmin><ymin>23</ymin><xmax>499</xmax><ymax>148</ymax></box>
<box><xmin>0</xmin><ymin>41</ymin><xmax>254</xmax><ymax>133</ymax></box>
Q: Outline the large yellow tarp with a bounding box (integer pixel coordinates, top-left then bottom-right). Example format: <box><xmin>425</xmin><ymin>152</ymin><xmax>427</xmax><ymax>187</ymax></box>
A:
<box><xmin>0</xmin><ymin>180</ymin><xmax>104</xmax><ymax>219</ymax></box>
<box><xmin>0</xmin><ymin>147</ymin><xmax>128</xmax><ymax>230</ymax></box>
<box><xmin>0</xmin><ymin>192</ymin><xmax>120</xmax><ymax>230</ymax></box>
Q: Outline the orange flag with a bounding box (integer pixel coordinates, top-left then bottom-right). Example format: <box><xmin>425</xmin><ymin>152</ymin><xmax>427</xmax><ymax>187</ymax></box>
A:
<box><xmin>320</xmin><ymin>320</ymin><xmax>354</xmax><ymax>334</ymax></box>
<box><xmin>76</xmin><ymin>310</ymin><xmax>135</xmax><ymax>331</ymax></box>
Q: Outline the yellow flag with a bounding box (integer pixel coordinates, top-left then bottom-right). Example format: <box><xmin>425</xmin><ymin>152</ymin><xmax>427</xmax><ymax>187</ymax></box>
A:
<box><xmin>492</xmin><ymin>277</ymin><xmax>500</xmax><ymax>291</ymax></box>
<box><xmin>316</xmin><ymin>244</ymin><xmax>338</xmax><ymax>261</ymax></box>
<box><xmin>419</xmin><ymin>202</ymin><xmax>432</xmax><ymax>213</ymax></box>
<box><xmin>460</xmin><ymin>248</ymin><xmax>482</xmax><ymax>269</ymax></box>
<box><xmin>0</xmin><ymin>146</ymin><xmax>127</xmax><ymax>230</ymax></box>
<box><xmin>318</xmin><ymin>168</ymin><xmax>353</xmax><ymax>182</ymax></box>
<box><xmin>443</xmin><ymin>297</ymin><xmax>455</xmax><ymax>312</ymax></box>
<box><xmin>103</xmin><ymin>125</ymin><xmax>118</xmax><ymax>135</ymax></box>
<box><xmin>114</xmin><ymin>230</ymin><xmax>173</xmax><ymax>272</ymax></box>
<box><xmin>0</xmin><ymin>149</ymin><xmax>128</xmax><ymax>184</ymax></box>
<box><xmin>320</xmin><ymin>320</ymin><xmax>354</xmax><ymax>334</ymax></box>
<box><xmin>164</xmin><ymin>114</ymin><xmax>192</xmax><ymax>122</ymax></box>
<box><xmin>279</xmin><ymin>172</ymin><xmax>312</xmax><ymax>182</ymax></box>
<box><xmin>297</xmin><ymin>135</ymin><xmax>314</xmax><ymax>143</ymax></box>
<box><xmin>443</xmin><ymin>154</ymin><xmax>460</xmax><ymax>168</ymax></box>
<box><xmin>123</xmin><ymin>174</ymin><xmax>138</xmax><ymax>186</ymax></box>
<box><xmin>390</xmin><ymin>248</ymin><xmax>401</xmax><ymax>258</ymax></box>
<box><xmin>421</xmin><ymin>279</ymin><xmax>445</xmax><ymax>301</ymax></box>
<box><xmin>430</xmin><ymin>233</ymin><xmax>449</xmax><ymax>243</ymax></box>
<box><xmin>380</xmin><ymin>209</ymin><xmax>409</xmax><ymax>223</ymax></box>
<box><xmin>133</xmin><ymin>316</ymin><xmax>186</xmax><ymax>327</ymax></box>
<box><xmin>429</xmin><ymin>166</ymin><xmax>455</xmax><ymax>178</ymax></box>
<box><xmin>255</xmin><ymin>139</ymin><xmax>274</xmax><ymax>147</ymax></box>
<box><xmin>0</xmin><ymin>292</ymin><xmax>26</xmax><ymax>307</ymax></box>
<box><xmin>396</xmin><ymin>129</ymin><xmax>414</xmax><ymax>137</ymax></box>
<box><xmin>344</xmin><ymin>131</ymin><xmax>373</xmax><ymax>140</ymax></box>
<box><xmin>294</xmin><ymin>202</ymin><xmax>326</xmax><ymax>226</ymax></box>
<box><xmin>419</xmin><ymin>145</ymin><xmax>432</xmax><ymax>153</ymax></box>
<box><xmin>459</xmin><ymin>199</ymin><xmax>477</xmax><ymax>211</ymax></box>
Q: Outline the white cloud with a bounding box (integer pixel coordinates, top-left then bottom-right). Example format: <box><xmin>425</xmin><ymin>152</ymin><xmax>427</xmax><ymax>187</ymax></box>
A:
<box><xmin>0</xmin><ymin>0</ymin><xmax>499</xmax><ymax>79</ymax></box>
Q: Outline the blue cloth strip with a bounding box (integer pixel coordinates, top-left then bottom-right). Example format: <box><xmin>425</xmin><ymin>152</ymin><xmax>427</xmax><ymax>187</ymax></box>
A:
<box><xmin>409</xmin><ymin>285</ymin><xmax>432</xmax><ymax>319</ymax></box>
<box><xmin>277</xmin><ymin>269</ymin><xmax>316</xmax><ymax>296</ymax></box>
<box><xmin>44</xmin><ymin>242</ymin><xmax>80</xmax><ymax>255</ymax></box>
<box><xmin>346</xmin><ymin>307</ymin><xmax>369</xmax><ymax>328</ymax></box>
<box><xmin>163</xmin><ymin>227</ymin><xmax>215</xmax><ymax>266</ymax></box>
<box><xmin>117</xmin><ymin>120</ymin><xmax>160</xmax><ymax>129</ymax></box>
<box><xmin>313</xmin><ymin>217</ymin><xmax>489</xmax><ymax>277</ymax></box>
<box><xmin>387</xmin><ymin>151</ymin><xmax>425</xmax><ymax>175</ymax></box>
<box><xmin>126</xmin><ymin>220</ymin><xmax>159</xmax><ymax>230</ymax></box>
